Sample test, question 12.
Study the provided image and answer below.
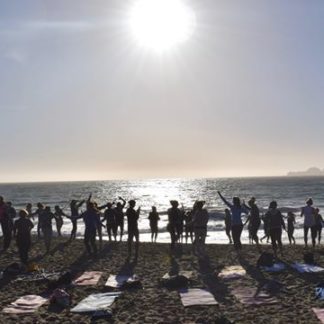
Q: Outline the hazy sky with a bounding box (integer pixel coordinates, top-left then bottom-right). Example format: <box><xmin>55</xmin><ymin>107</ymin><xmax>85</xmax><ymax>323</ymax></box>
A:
<box><xmin>1</xmin><ymin>0</ymin><xmax>324</xmax><ymax>182</ymax></box>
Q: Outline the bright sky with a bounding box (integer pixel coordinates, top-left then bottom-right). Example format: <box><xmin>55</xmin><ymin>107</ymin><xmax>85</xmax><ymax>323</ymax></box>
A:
<box><xmin>1</xmin><ymin>0</ymin><xmax>324</xmax><ymax>182</ymax></box>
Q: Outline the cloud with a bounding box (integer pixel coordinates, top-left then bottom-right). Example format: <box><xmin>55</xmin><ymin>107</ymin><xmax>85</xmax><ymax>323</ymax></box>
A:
<box><xmin>3</xmin><ymin>49</ymin><xmax>26</xmax><ymax>63</ymax></box>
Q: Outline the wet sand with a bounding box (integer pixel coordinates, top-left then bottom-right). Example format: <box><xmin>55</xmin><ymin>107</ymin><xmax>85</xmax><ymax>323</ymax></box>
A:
<box><xmin>0</xmin><ymin>237</ymin><xmax>324</xmax><ymax>323</ymax></box>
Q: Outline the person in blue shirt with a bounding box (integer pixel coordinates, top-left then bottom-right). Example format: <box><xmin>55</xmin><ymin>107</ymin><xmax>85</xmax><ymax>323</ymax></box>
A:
<box><xmin>83</xmin><ymin>201</ymin><xmax>101</xmax><ymax>256</ymax></box>
<box><xmin>218</xmin><ymin>191</ymin><xmax>249</xmax><ymax>250</ymax></box>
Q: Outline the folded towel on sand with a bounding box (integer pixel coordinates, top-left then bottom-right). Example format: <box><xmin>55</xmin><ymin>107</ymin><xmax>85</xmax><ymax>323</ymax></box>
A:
<box><xmin>105</xmin><ymin>275</ymin><xmax>138</xmax><ymax>288</ymax></box>
<box><xmin>162</xmin><ymin>271</ymin><xmax>193</xmax><ymax>280</ymax></box>
<box><xmin>73</xmin><ymin>271</ymin><xmax>103</xmax><ymax>286</ymax></box>
<box><xmin>232</xmin><ymin>287</ymin><xmax>278</xmax><ymax>305</ymax></box>
<box><xmin>179</xmin><ymin>289</ymin><xmax>218</xmax><ymax>307</ymax></box>
<box><xmin>291</xmin><ymin>263</ymin><xmax>324</xmax><ymax>273</ymax></box>
<box><xmin>262</xmin><ymin>263</ymin><xmax>286</xmax><ymax>272</ymax></box>
<box><xmin>3</xmin><ymin>295</ymin><xmax>48</xmax><ymax>314</ymax></box>
<box><xmin>313</xmin><ymin>308</ymin><xmax>324</xmax><ymax>323</ymax></box>
<box><xmin>71</xmin><ymin>292</ymin><xmax>121</xmax><ymax>313</ymax></box>
<box><xmin>218</xmin><ymin>266</ymin><xmax>246</xmax><ymax>279</ymax></box>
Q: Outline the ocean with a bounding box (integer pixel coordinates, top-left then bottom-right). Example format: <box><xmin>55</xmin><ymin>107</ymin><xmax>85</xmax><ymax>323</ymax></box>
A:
<box><xmin>1</xmin><ymin>176</ymin><xmax>324</xmax><ymax>244</ymax></box>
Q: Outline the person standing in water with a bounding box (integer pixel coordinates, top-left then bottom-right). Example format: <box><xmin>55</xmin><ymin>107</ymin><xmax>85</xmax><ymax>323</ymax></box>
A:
<box><xmin>148</xmin><ymin>206</ymin><xmax>160</xmax><ymax>242</ymax></box>
<box><xmin>265</xmin><ymin>201</ymin><xmax>286</xmax><ymax>257</ymax></box>
<box><xmin>184</xmin><ymin>207</ymin><xmax>194</xmax><ymax>244</ymax></box>
<box><xmin>33</xmin><ymin>203</ymin><xmax>45</xmax><ymax>239</ymax></box>
<box><xmin>26</xmin><ymin>203</ymin><xmax>34</xmax><ymax>220</ymax></box>
<box><xmin>224</xmin><ymin>208</ymin><xmax>232</xmax><ymax>244</ymax></box>
<box><xmin>218</xmin><ymin>192</ymin><xmax>249</xmax><ymax>250</ymax></box>
<box><xmin>244</xmin><ymin>197</ymin><xmax>261</xmax><ymax>246</ymax></box>
<box><xmin>287</xmin><ymin>212</ymin><xmax>296</xmax><ymax>245</ymax></box>
<box><xmin>126</xmin><ymin>200</ymin><xmax>140</xmax><ymax>258</ymax></box>
<box><xmin>315</xmin><ymin>208</ymin><xmax>323</xmax><ymax>244</ymax></box>
<box><xmin>13</xmin><ymin>210</ymin><xmax>34</xmax><ymax>264</ymax></box>
<box><xmin>301</xmin><ymin>198</ymin><xmax>317</xmax><ymax>247</ymax></box>
<box><xmin>115</xmin><ymin>197</ymin><xmax>126</xmax><ymax>241</ymax></box>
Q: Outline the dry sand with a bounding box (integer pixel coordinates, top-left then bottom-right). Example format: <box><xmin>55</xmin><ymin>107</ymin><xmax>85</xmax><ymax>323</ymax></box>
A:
<box><xmin>1</xmin><ymin>237</ymin><xmax>324</xmax><ymax>323</ymax></box>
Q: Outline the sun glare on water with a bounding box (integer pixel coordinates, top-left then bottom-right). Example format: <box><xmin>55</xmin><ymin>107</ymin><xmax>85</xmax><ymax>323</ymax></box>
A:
<box><xmin>128</xmin><ymin>0</ymin><xmax>196</xmax><ymax>52</ymax></box>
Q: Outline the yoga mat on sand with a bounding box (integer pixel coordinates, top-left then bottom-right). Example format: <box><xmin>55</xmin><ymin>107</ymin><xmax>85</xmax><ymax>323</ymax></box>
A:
<box><xmin>313</xmin><ymin>308</ymin><xmax>324</xmax><ymax>323</ymax></box>
<box><xmin>3</xmin><ymin>295</ymin><xmax>48</xmax><ymax>314</ymax></box>
<box><xmin>232</xmin><ymin>287</ymin><xmax>278</xmax><ymax>305</ymax></box>
<box><xmin>291</xmin><ymin>263</ymin><xmax>324</xmax><ymax>273</ymax></box>
<box><xmin>73</xmin><ymin>271</ymin><xmax>103</xmax><ymax>286</ymax></box>
<box><xmin>218</xmin><ymin>266</ymin><xmax>246</xmax><ymax>279</ymax></box>
<box><xmin>179</xmin><ymin>289</ymin><xmax>218</xmax><ymax>307</ymax></box>
<box><xmin>71</xmin><ymin>292</ymin><xmax>121</xmax><ymax>313</ymax></box>
<box><xmin>262</xmin><ymin>263</ymin><xmax>286</xmax><ymax>272</ymax></box>
<box><xmin>105</xmin><ymin>275</ymin><xmax>138</xmax><ymax>288</ymax></box>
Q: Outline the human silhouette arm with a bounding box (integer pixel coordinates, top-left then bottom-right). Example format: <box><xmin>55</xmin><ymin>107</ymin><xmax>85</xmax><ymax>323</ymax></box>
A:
<box><xmin>217</xmin><ymin>191</ymin><xmax>232</xmax><ymax>208</ymax></box>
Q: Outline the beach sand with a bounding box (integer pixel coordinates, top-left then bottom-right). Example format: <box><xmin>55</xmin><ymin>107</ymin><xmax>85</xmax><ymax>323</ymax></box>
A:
<box><xmin>0</xmin><ymin>237</ymin><xmax>324</xmax><ymax>323</ymax></box>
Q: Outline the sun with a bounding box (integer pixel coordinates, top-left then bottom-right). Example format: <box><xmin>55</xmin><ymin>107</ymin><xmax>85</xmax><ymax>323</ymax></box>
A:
<box><xmin>128</xmin><ymin>0</ymin><xmax>196</xmax><ymax>52</ymax></box>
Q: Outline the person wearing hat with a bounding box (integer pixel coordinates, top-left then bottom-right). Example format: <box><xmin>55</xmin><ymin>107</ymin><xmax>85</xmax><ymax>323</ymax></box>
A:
<box><xmin>301</xmin><ymin>198</ymin><xmax>316</xmax><ymax>247</ymax></box>
<box><xmin>264</xmin><ymin>201</ymin><xmax>286</xmax><ymax>257</ymax></box>
<box><xmin>13</xmin><ymin>209</ymin><xmax>34</xmax><ymax>264</ymax></box>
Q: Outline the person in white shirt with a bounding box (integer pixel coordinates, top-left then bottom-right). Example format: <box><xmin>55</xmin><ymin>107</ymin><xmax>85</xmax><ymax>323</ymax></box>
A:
<box><xmin>301</xmin><ymin>198</ymin><xmax>316</xmax><ymax>247</ymax></box>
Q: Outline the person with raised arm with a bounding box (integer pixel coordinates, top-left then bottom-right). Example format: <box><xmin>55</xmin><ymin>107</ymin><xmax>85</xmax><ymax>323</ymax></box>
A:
<box><xmin>301</xmin><ymin>198</ymin><xmax>316</xmax><ymax>247</ymax></box>
<box><xmin>13</xmin><ymin>209</ymin><xmax>34</xmax><ymax>264</ymax></box>
<box><xmin>54</xmin><ymin>205</ymin><xmax>67</xmax><ymax>237</ymax></box>
<box><xmin>243</xmin><ymin>197</ymin><xmax>261</xmax><ymax>246</ymax></box>
<box><xmin>217</xmin><ymin>191</ymin><xmax>249</xmax><ymax>250</ymax></box>
<box><xmin>126</xmin><ymin>200</ymin><xmax>140</xmax><ymax>259</ymax></box>
<box><xmin>115</xmin><ymin>197</ymin><xmax>126</xmax><ymax>241</ymax></box>
<box><xmin>101</xmin><ymin>202</ymin><xmax>117</xmax><ymax>242</ymax></box>
<box><xmin>265</xmin><ymin>201</ymin><xmax>286</xmax><ymax>257</ymax></box>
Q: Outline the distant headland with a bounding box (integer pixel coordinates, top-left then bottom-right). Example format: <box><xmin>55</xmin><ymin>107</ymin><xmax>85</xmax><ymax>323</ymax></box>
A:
<box><xmin>287</xmin><ymin>167</ymin><xmax>324</xmax><ymax>177</ymax></box>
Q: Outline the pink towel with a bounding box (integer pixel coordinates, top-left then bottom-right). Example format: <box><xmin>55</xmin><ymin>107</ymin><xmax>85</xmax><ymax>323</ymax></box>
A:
<box><xmin>313</xmin><ymin>308</ymin><xmax>324</xmax><ymax>323</ymax></box>
<box><xmin>73</xmin><ymin>271</ymin><xmax>103</xmax><ymax>286</ymax></box>
<box><xmin>3</xmin><ymin>295</ymin><xmax>48</xmax><ymax>314</ymax></box>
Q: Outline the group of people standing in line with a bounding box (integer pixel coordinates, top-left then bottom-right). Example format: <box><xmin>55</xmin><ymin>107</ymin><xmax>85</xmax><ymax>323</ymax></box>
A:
<box><xmin>0</xmin><ymin>192</ymin><xmax>323</xmax><ymax>264</ymax></box>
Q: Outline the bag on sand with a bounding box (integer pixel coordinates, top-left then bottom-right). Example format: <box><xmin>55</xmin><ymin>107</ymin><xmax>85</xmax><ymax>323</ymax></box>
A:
<box><xmin>47</xmin><ymin>271</ymin><xmax>72</xmax><ymax>290</ymax></box>
<box><xmin>257</xmin><ymin>253</ymin><xmax>274</xmax><ymax>267</ymax></box>
<box><xmin>304</xmin><ymin>253</ymin><xmax>315</xmax><ymax>265</ymax></box>
<box><xmin>160</xmin><ymin>275</ymin><xmax>189</xmax><ymax>289</ymax></box>
<box><xmin>3</xmin><ymin>262</ymin><xmax>21</xmax><ymax>276</ymax></box>
<box><xmin>50</xmin><ymin>288</ymin><xmax>71</xmax><ymax>308</ymax></box>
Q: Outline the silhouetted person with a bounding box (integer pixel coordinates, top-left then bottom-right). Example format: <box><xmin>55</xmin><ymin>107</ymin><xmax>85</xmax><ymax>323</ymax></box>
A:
<box><xmin>148</xmin><ymin>206</ymin><xmax>160</xmax><ymax>242</ymax></box>
<box><xmin>184</xmin><ymin>210</ymin><xmax>194</xmax><ymax>244</ymax></box>
<box><xmin>224</xmin><ymin>208</ymin><xmax>232</xmax><ymax>244</ymax></box>
<box><xmin>33</xmin><ymin>203</ymin><xmax>45</xmax><ymax>239</ymax></box>
<box><xmin>167</xmin><ymin>200</ymin><xmax>182</xmax><ymax>249</ymax></box>
<box><xmin>244</xmin><ymin>197</ymin><xmax>261</xmax><ymax>246</ymax></box>
<box><xmin>115</xmin><ymin>197</ymin><xmax>126</xmax><ymax>241</ymax></box>
<box><xmin>6</xmin><ymin>202</ymin><xmax>16</xmax><ymax>236</ymax></box>
<box><xmin>218</xmin><ymin>191</ymin><xmax>248</xmax><ymax>250</ymax></box>
<box><xmin>102</xmin><ymin>203</ymin><xmax>117</xmax><ymax>242</ymax></box>
<box><xmin>0</xmin><ymin>196</ymin><xmax>11</xmax><ymax>251</ymax></box>
<box><xmin>260</xmin><ymin>213</ymin><xmax>270</xmax><ymax>243</ymax></box>
<box><xmin>265</xmin><ymin>201</ymin><xmax>285</xmax><ymax>257</ymax></box>
<box><xmin>301</xmin><ymin>198</ymin><xmax>316</xmax><ymax>247</ymax></box>
<box><xmin>191</xmin><ymin>201</ymin><xmax>209</xmax><ymax>255</ymax></box>
<box><xmin>40</xmin><ymin>206</ymin><xmax>55</xmax><ymax>253</ymax></box>
<box><xmin>13</xmin><ymin>210</ymin><xmax>34</xmax><ymax>264</ymax></box>
<box><xmin>83</xmin><ymin>202</ymin><xmax>101</xmax><ymax>256</ymax></box>
<box><xmin>287</xmin><ymin>212</ymin><xmax>296</xmax><ymax>244</ymax></box>
<box><xmin>26</xmin><ymin>203</ymin><xmax>33</xmax><ymax>220</ymax></box>
<box><xmin>126</xmin><ymin>200</ymin><xmax>140</xmax><ymax>258</ymax></box>
<box><xmin>54</xmin><ymin>205</ymin><xmax>66</xmax><ymax>237</ymax></box>
<box><xmin>69</xmin><ymin>198</ymin><xmax>86</xmax><ymax>240</ymax></box>
<box><xmin>315</xmin><ymin>208</ymin><xmax>323</xmax><ymax>244</ymax></box>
